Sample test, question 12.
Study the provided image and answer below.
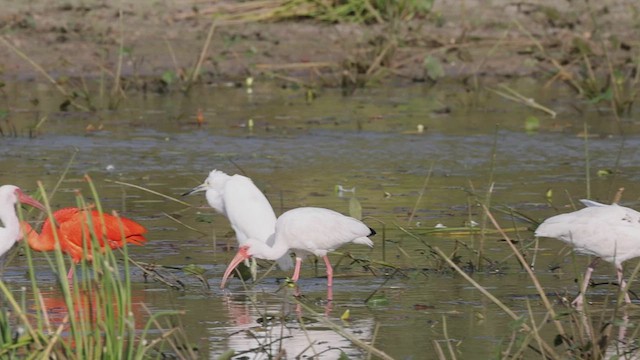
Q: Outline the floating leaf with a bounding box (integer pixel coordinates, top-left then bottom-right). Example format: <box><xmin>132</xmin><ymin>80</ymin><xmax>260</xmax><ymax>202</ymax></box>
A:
<box><xmin>284</xmin><ymin>277</ymin><xmax>296</xmax><ymax>288</ymax></box>
<box><xmin>597</xmin><ymin>169</ymin><xmax>613</xmax><ymax>177</ymax></box>
<box><xmin>349</xmin><ymin>196</ymin><xmax>362</xmax><ymax>220</ymax></box>
<box><xmin>545</xmin><ymin>188</ymin><xmax>553</xmax><ymax>201</ymax></box>
<box><xmin>366</xmin><ymin>294</ymin><xmax>389</xmax><ymax>307</ymax></box>
<box><xmin>182</xmin><ymin>264</ymin><xmax>206</xmax><ymax>276</ymax></box>
<box><xmin>413</xmin><ymin>303</ymin><xmax>434</xmax><ymax>310</ymax></box>
<box><xmin>161</xmin><ymin>71</ymin><xmax>175</xmax><ymax>85</ymax></box>
<box><xmin>423</xmin><ymin>55</ymin><xmax>445</xmax><ymax>81</ymax></box>
<box><xmin>217</xmin><ymin>350</ymin><xmax>235</xmax><ymax>360</ymax></box>
<box><xmin>338</xmin><ymin>351</ymin><xmax>351</xmax><ymax>360</ymax></box>
<box><xmin>121</xmin><ymin>46</ymin><xmax>133</xmax><ymax>56</ymax></box>
<box><xmin>524</xmin><ymin>116</ymin><xmax>540</xmax><ymax>132</ymax></box>
<box><xmin>340</xmin><ymin>309</ymin><xmax>350</xmax><ymax>321</ymax></box>
<box><xmin>589</xmin><ymin>87</ymin><xmax>613</xmax><ymax>104</ymax></box>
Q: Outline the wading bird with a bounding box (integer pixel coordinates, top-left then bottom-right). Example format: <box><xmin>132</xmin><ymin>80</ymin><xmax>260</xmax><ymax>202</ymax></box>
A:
<box><xmin>0</xmin><ymin>185</ymin><xmax>45</xmax><ymax>257</ymax></box>
<box><xmin>220</xmin><ymin>207</ymin><xmax>376</xmax><ymax>300</ymax></box>
<box><xmin>535</xmin><ymin>199</ymin><xmax>640</xmax><ymax>308</ymax></box>
<box><xmin>182</xmin><ymin>170</ymin><xmax>292</xmax><ymax>279</ymax></box>
<box><xmin>22</xmin><ymin>207</ymin><xmax>147</xmax><ymax>279</ymax></box>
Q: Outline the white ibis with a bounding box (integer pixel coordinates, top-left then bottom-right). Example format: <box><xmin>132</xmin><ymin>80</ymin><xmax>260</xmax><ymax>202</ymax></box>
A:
<box><xmin>535</xmin><ymin>199</ymin><xmax>640</xmax><ymax>307</ymax></box>
<box><xmin>220</xmin><ymin>207</ymin><xmax>376</xmax><ymax>299</ymax></box>
<box><xmin>0</xmin><ymin>185</ymin><xmax>45</xmax><ymax>257</ymax></box>
<box><xmin>182</xmin><ymin>170</ymin><xmax>292</xmax><ymax>278</ymax></box>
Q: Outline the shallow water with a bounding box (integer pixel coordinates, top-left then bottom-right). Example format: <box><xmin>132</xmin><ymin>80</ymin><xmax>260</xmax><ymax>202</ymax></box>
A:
<box><xmin>2</xmin><ymin>79</ymin><xmax>640</xmax><ymax>359</ymax></box>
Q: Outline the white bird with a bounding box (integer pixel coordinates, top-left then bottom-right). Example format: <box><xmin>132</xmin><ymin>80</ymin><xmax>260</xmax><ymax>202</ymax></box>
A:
<box><xmin>220</xmin><ymin>207</ymin><xmax>376</xmax><ymax>299</ymax></box>
<box><xmin>182</xmin><ymin>170</ymin><xmax>292</xmax><ymax>278</ymax></box>
<box><xmin>0</xmin><ymin>185</ymin><xmax>45</xmax><ymax>257</ymax></box>
<box><xmin>535</xmin><ymin>199</ymin><xmax>640</xmax><ymax>308</ymax></box>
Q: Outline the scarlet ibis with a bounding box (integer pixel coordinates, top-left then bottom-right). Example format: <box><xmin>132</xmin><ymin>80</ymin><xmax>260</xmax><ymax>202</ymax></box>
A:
<box><xmin>22</xmin><ymin>207</ymin><xmax>147</xmax><ymax>279</ymax></box>
<box><xmin>182</xmin><ymin>169</ymin><xmax>292</xmax><ymax>278</ymax></box>
<box><xmin>0</xmin><ymin>185</ymin><xmax>45</xmax><ymax>257</ymax></box>
<box><xmin>220</xmin><ymin>207</ymin><xmax>375</xmax><ymax>299</ymax></box>
<box><xmin>535</xmin><ymin>199</ymin><xmax>640</xmax><ymax>307</ymax></box>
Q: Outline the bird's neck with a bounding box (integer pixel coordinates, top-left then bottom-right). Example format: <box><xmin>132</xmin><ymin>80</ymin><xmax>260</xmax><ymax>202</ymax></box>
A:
<box><xmin>250</xmin><ymin>236</ymin><xmax>289</xmax><ymax>260</ymax></box>
<box><xmin>0</xmin><ymin>204</ymin><xmax>20</xmax><ymax>241</ymax></box>
<box><xmin>22</xmin><ymin>221</ymin><xmax>56</xmax><ymax>252</ymax></box>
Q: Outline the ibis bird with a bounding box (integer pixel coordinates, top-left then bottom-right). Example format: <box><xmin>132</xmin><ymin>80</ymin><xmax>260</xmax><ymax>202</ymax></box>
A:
<box><xmin>535</xmin><ymin>199</ymin><xmax>640</xmax><ymax>307</ymax></box>
<box><xmin>220</xmin><ymin>207</ymin><xmax>375</xmax><ymax>299</ymax></box>
<box><xmin>22</xmin><ymin>207</ymin><xmax>147</xmax><ymax>279</ymax></box>
<box><xmin>0</xmin><ymin>185</ymin><xmax>45</xmax><ymax>257</ymax></box>
<box><xmin>182</xmin><ymin>170</ymin><xmax>292</xmax><ymax>278</ymax></box>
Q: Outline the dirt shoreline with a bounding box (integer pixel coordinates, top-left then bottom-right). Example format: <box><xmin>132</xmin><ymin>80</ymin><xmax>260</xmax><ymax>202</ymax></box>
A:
<box><xmin>1</xmin><ymin>1</ymin><xmax>638</xmax><ymax>89</ymax></box>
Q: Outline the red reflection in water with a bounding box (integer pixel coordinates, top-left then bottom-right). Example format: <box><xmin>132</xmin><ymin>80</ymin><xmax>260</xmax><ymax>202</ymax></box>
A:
<box><xmin>30</xmin><ymin>288</ymin><xmax>149</xmax><ymax>334</ymax></box>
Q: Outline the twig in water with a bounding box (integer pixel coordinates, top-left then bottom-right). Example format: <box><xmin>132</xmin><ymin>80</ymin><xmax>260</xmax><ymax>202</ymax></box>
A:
<box><xmin>104</xmin><ymin>179</ymin><xmax>192</xmax><ymax>206</ymax></box>
<box><xmin>486</xmin><ymin>84</ymin><xmax>557</xmax><ymax>118</ymax></box>
<box><xmin>363</xmin><ymin>268</ymin><xmax>401</xmax><ymax>304</ymax></box>
<box><xmin>408</xmin><ymin>161</ymin><xmax>435</xmax><ymax>225</ymax></box>
<box><xmin>162</xmin><ymin>211</ymin><xmax>209</xmax><ymax>236</ymax></box>
<box><xmin>128</xmin><ymin>258</ymin><xmax>186</xmax><ymax>290</ymax></box>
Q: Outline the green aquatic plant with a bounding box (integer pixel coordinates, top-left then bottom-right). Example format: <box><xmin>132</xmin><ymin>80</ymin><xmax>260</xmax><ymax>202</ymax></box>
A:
<box><xmin>0</xmin><ymin>179</ymin><xmax>197</xmax><ymax>359</ymax></box>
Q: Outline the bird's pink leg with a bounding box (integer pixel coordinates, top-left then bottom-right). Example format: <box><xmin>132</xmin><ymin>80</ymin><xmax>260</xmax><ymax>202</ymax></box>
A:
<box><xmin>292</xmin><ymin>257</ymin><xmax>303</xmax><ymax>282</ymax></box>
<box><xmin>323</xmin><ymin>256</ymin><xmax>333</xmax><ymax>287</ymax></box>
<box><xmin>572</xmin><ymin>258</ymin><xmax>600</xmax><ymax>308</ymax></box>
<box><xmin>326</xmin><ymin>285</ymin><xmax>333</xmax><ymax>302</ymax></box>
<box><xmin>616</xmin><ymin>265</ymin><xmax>632</xmax><ymax>304</ymax></box>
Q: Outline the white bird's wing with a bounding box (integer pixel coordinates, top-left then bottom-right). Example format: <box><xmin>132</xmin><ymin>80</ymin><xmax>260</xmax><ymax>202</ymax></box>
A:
<box><xmin>223</xmin><ymin>175</ymin><xmax>293</xmax><ymax>270</ymax></box>
<box><xmin>535</xmin><ymin>204</ymin><xmax>640</xmax><ymax>265</ymax></box>
<box><xmin>223</xmin><ymin>175</ymin><xmax>277</xmax><ymax>244</ymax></box>
<box><xmin>277</xmin><ymin>207</ymin><xmax>374</xmax><ymax>257</ymax></box>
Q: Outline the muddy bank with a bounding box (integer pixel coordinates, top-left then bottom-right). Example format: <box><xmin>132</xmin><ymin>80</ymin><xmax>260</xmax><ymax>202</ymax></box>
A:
<box><xmin>0</xmin><ymin>0</ymin><xmax>638</xmax><ymax>88</ymax></box>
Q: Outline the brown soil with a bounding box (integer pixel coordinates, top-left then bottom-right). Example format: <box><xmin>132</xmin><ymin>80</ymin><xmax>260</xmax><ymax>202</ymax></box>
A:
<box><xmin>1</xmin><ymin>0</ymin><xmax>638</xmax><ymax>88</ymax></box>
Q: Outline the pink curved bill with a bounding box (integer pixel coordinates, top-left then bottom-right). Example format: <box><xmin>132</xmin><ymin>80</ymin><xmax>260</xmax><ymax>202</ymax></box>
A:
<box><xmin>220</xmin><ymin>246</ymin><xmax>251</xmax><ymax>288</ymax></box>
<box><xmin>16</xmin><ymin>189</ymin><xmax>45</xmax><ymax>211</ymax></box>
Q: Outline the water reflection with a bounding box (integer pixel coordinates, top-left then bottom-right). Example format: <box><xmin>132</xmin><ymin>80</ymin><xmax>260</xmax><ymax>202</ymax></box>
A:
<box><xmin>29</xmin><ymin>288</ymin><xmax>149</xmax><ymax>332</ymax></box>
<box><xmin>214</xmin><ymin>292</ymin><xmax>374</xmax><ymax>359</ymax></box>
